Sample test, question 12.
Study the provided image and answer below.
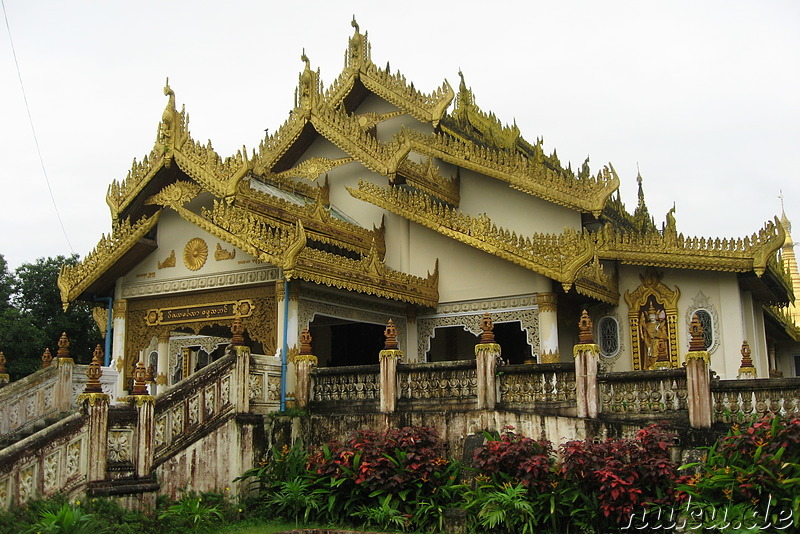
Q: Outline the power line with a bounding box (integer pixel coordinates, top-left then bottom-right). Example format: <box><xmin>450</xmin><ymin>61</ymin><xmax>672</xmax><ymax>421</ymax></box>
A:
<box><xmin>1</xmin><ymin>0</ymin><xmax>74</xmax><ymax>254</ymax></box>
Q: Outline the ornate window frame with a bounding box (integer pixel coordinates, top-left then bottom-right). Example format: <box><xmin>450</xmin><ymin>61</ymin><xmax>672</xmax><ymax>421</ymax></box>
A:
<box><xmin>596</xmin><ymin>314</ymin><xmax>623</xmax><ymax>362</ymax></box>
<box><xmin>685</xmin><ymin>291</ymin><xmax>719</xmax><ymax>354</ymax></box>
<box><xmin>417</xmin><ymin>294</ymin><xmax>540</xmax><ymax>362</ymax></box>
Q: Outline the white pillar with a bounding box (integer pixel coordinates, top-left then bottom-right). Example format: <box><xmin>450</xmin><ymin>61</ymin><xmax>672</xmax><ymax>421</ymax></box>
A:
<box><xmin>538</xmin><ymin>292</ymin><xmax>560</xmax><ymax>363</ymax></box>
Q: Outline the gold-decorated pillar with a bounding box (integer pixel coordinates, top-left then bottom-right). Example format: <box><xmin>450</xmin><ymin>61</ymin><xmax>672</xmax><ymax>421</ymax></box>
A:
<box><xmin>573</xmin><ymin>311</ymin><xmax>600</xmax><ymax>419</ymax></box>
<box><xmin>686</xmin><ymin>315</ymin><xmax>712</xmax><ymax>429</ymax></box>
<box><xmin>277</xmin><ymin>281</ymin><xmax>300</xmax><ymax>406</ymax></box>
<box><xmin>475</xmin><ymin>313</ymin><xmax>500</xmax><ymax>410</ymax></box>
<box><xmin>379</xmin><ymin>320</ymin><xmax>403</xmax><ymax>414</ymax></box>
<box><xmin>293</xmin><ymin>329</ymin><xmax>317</xmax><ymax>410</ymax></box>
<box><xmin>538</xmin><ymin>293</ymin><xmax>560</xmax><ymax>363</ymax></box>
<box><xmin>156</xmin><ymin>332</ymin><xmax>170</xmax><ymax>395</ymax></box>
<box><xmin>230</xmin><ymin>317</ymin><xmax>251</xmax><ymax>414</ymax></box>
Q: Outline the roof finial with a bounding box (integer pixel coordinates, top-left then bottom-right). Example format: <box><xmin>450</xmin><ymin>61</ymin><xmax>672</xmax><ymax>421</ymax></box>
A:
<box><xmin>351</xmin><ymin>15</ymin><xmax>359</xmax><ymax>33</ymax></box>
<box><xmin>301</xmin><ymin>48</ymin><xmax>310</xmax><ymax>70</ymax></box>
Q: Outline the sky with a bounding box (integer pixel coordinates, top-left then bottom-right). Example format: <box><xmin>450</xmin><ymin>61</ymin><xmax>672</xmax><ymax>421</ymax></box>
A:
<box><xmin>1</xmin><ymin>1</ymin><xmax>798</xmax><ymax>270</ymax></box>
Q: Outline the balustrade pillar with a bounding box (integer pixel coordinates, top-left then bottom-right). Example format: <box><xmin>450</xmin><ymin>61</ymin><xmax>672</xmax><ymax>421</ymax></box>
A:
<box><xmin>230</xmin><ymin>317</ymin><xmax>251</xmax><ymax>413</ymax></box>
<box><xmin>156</xmin><ymin>332</ymin><xmax>170</xmax><ymax>394</ymax></box>
<box><xmin>475</xmin><ymin>313</ymin><xmax>500</xmax><ymax>410</ymax></box>
<box><xmin>538</xmin><ymin>292</ymin><xmax>560</xmax><ymax>363</ymax></box>
<box><xmin>293</xmin><ymin>329</ymin><xmax>317</xmax><ymax>410</ymax></box>
<box><xmin>54</xmin><ymin>333</ymin><xmax>74</xmax><ymax>413</ymax></box>
<box><xmin>78</xmin><ymin>346</ymin><xmax>110</xmax><ymax>482</ymax></box>
<box><xmin>686</xmin><ymin>315</ymin><xmax>712</xmax><ymax>429</ymax></box>
<box><xmin>379</xmin><ymin>320</ymin><xmax>403</xmax><ymax>414</ymax></box>
<box><xmin>129</xmin><ymin>360</ymin><xmax>156</xmax><ymax>477</ymax></box>
<box><xmin>573</xmin><ymin>311</ymin><xmax>599</xmax><ymax>419</ymax></box>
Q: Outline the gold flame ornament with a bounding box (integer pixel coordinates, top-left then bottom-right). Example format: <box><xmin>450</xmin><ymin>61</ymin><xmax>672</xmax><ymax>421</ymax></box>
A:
<box><xmin>183</xmin><ymin>238</ymin><xmax>208</xmax><ymax>271</ymax></box>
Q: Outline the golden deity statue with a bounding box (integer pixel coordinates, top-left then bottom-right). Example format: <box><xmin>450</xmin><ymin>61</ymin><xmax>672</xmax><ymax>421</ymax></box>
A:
<box><xmin>639</xmin><ymin>303</ymin><xmax>668</xmax><ymax>369</ymax></box>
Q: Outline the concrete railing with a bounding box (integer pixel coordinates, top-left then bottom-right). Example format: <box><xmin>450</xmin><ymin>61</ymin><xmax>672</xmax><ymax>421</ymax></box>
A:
<box><xmin>498</xmin><ymin>362</ymin><xmax>577</xmax><ymax>415</ymax></box>
<box><xmin>711</xmin><ymin>377</ymin><xmax>800</xmax><ymax>423</ymax></box>
<box><xmin>598</xmin><ymin>368</ymin><xmax>689</xmax><ymax>418</ymax></box>
<box><xmin>309</xmin><ymin>364</ymin><xmax>380</xmax><ymax>412</ymax></box>
<box><xmin>0</xmin><ymin>361</ymin><xmax>73</xmax><ymax>442</ymax></box>
<box><xmin>397</xmin><ymin>360</ymin><xmax>478</xmax><ymax>409</ymax></box>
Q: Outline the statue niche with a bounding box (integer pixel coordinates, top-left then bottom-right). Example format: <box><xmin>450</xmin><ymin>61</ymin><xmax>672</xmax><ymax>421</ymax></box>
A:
<box><xmin>624</xmin><ymin>269</ymin><xmax>680</xmax><ymax>370</ymax></box>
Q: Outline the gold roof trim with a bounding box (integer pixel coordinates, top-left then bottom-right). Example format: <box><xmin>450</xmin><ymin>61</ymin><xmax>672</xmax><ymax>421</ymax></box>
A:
<box><xmin>234</xmin><ymin>178</ymin><xmax>386</xmax><ymax>259</ymax></box>
<box><xmin>573</xmin><ymin>256</ymin><xmax>619</xmax><ymax>305</ymax></box>
<box><xmin>275</xmin><ymin>156</ymin><xmax>354</xmax><ymax>181</ymax></box>
<box><xmin>58</xmin><ymin>212</ymin><xmax>161</xmax><ymax>308</ymax></box>
<box><xmin>396</xmin><ymin>158</ymin><xmax>460</xmax><ymax>206</ymax></box>
<box><xmin>403</xmin><ymin>128</ymin><xmax>618</xmax><ymax>217</ymax></box>
<box><xmin>764</xmin><ymin>304</ymin><xmax>800</xmax><ymax>342</ymax></box>
<box><xmin>290</xmin><ymin>245</ymin><xmax>439</xmax><ymax>308</ymax></box>
<box><xmin>107</xmin><ymin>81</ymin><xmax>252</xmax><ymax>217</ymax></box>
<box><xmin>597</xmin><ymin>217</ymin><xmax>786</xmax><ymax>275</ymax></box>
<box><xmin>350</xmin><ymin>180</ymin><xmax>594</xmax><ymax>290</ymax></box>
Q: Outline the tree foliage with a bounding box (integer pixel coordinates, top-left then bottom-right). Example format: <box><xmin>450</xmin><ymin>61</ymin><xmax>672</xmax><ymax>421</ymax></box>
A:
<box><xmin>0</xmin><ymin>254</ymin><xmax>101</xmax><ymax>379</ymax></box>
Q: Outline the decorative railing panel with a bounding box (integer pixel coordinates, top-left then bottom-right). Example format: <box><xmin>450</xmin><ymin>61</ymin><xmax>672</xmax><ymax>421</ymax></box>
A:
<box><xmin>248</xmin><ymin>354</ymin><xmax>282</xmax><ymax>413</ymax></box>
<box><xmin>598</xmin><ymin>369</ymin><xmax>688</xmax><ymax>416</ymax></box>
<box><xmin>154</xmin><ymin>355</ymin><xmax>235</xmax><ymax>465</ymax></box>
<box><xmin>498</xmin><ymin>363</ymin><xmax>577</xmax><ymax>412</ymax></box>
<box><xmin>397</xmin><ymin>360</ymin><xmax>477</xmax><ymax>409</ymax></box>
<box><xmin>711</xmin><ymin>378</ymin><xmax>800</xmax><ymax>423</ymax></box>
<box><xmin>310</xmin><ymin>365</ymin><xmax>380</xmax><ymax>411</ymax></box>
<box><xmin>0</xmin><ymin>367</ymin><xmax>61</xmax><ymax>441</ymax></box>
<box><xmin>0</xmin><ymin>412</ymin><xmax>86</xmax><ymax>506</ymax></box>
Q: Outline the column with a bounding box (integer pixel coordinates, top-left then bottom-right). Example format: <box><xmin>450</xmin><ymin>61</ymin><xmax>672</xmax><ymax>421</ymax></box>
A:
<box><xmin>293</xmin><ymin>328</ymin><xmax>317</xmax><ymax>410</ymax></box>
<box><xmin>54</xmin><ymin>333</ymin><xmax>75</xmax><ymax>413</ymax></box>
<box><xmin>230</xmin><ymin>316</ymin><xmax>251</xmax><ymax>413</ymax></box>
<box><xmin>475</xmin><ymin>313</ymin><xmax>501</xmax><ymax>410</ymax></box>
<box><xmin>112</xmin><ymin>299</ymin><xmax>128</xmax><ymax>397</ymax></box>
<box><xmin>156</xmin><ymin>332</ymin><xmax>170</xmax><ymax>395</ymax></box>
<box><xmin>78</xmin><ymin>345</ymin><xmax>110</xmax><ymax>482</ymax></box>
<box><xmin>686</xmin><ymin>315</ymin><xmax>712</xmax><ymax>429</ymax></box>
<box><xmin>538</xmin><ymin>292</ymin><xmax>560</xmax><ymax>363</ymax></box>
<box><xmin>129</xmin><ymin>360</ymin><xmax>155</xmax><ymax>478</ymax></box>
<box><xmin>573</xmin><ymin>311</ymin><xmax>600</xmax><ymax>419</ymax></box>
<box><xmin>277</xmin><ymin>281</ymin><xmax>300</xmax><ymax>408</ymax></box>
<box><xmin>379</xmin><ymin>320</ymin><xmax>403</xmax><ymax>414</ymax></box>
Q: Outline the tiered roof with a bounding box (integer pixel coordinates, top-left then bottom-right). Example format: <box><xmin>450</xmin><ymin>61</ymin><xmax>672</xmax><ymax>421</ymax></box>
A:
<box><xmin>60</xmin><ymin>21</ymin><xmax>791</xmax><ymax>310</ymax></box>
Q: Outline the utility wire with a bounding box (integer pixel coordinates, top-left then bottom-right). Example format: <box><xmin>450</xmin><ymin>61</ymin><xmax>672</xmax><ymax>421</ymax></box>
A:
<box><xmin>1</xmin><ymin>0</ymin><xmax>74</xmax><ymax>254</ymax></box>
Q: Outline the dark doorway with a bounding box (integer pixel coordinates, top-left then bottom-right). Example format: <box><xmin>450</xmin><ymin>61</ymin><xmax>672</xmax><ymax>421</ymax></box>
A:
<box><xmin>309</xmin><ymin>315</ymin><xmax>386</xmax><ymax>367</ymax></box>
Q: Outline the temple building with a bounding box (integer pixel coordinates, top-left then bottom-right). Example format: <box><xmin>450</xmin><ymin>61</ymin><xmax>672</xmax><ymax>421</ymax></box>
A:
<box><xmin>58</xmin><ymin>21</ymin><xmax>799</xmax><ymax>406</ymax></box>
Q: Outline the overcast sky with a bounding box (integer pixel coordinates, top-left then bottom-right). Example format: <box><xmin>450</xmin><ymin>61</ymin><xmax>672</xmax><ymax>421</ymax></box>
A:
<box><xmin>1</xmin><ymin>1</ymin><xmax>798</xmax><ymax>270</ymax></box>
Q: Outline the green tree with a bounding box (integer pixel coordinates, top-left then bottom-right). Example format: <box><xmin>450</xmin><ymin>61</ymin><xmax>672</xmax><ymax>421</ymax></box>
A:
<box><xmin>0</xmin><ymin>254</ymin><xmax>101</xmax><ymax>379</ymax></box>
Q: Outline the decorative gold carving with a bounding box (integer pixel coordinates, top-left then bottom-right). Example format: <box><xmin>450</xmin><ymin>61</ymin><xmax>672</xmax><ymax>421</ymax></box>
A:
<box><xmin>125</xmin><ymin>285</ymin><xmax>276</xmax><ymax>384</ymax></box>
<box><xmin>145</xmin><ymin>299</ymin><xmax>253</xmax><ymax>326</ymax></box>
<box><xmin>77</xmin><ymin>392</ymin><xmax>110</xmax><ymax>406</ymax></box>
<box><xmin>539</xmin><ymin>350</ymin><xmax>560</xmax><ymax>364</ymax></box>
<box><xmin>624</xmin><ymin>269</ymin><xmax>680</xmax><ymax>371</ymax></box>
<box><xmin>351</xmin><ymin>181</ymin><xmax>593</xmax><ymax>290</ymax></box>
<box><xmin>276</xmin><ymin>157</ymin><xmax>354</xmax><ymax>181</ymax></box>
<box><xmin>145</xmin><ymin>180</ymin><xmax>202</xmax><ymax>211</ymax></box>
<box><xmin>574</xmin><ymin>256</ymin><xmax>619</xmax><ymax>305</ymax></box>
<box><xmin>538</xmin><ymin>293</ymin><xmax>558</xmax><ymax>313</ymax></box>
<box><xmin>396</xmin><ymin>157</ymin><xmax>460</xmax><ymax>206</ymax></box>
<box><xmin>183</xmin><ymin>238</ymin><xmax>208</xmax><ymax>271</ymax></box>
<box><xmin>92</xmin><ymin>306</ymin><xmax>108</xmax><ymax>335</ymax></box>
<box><xmin>596</xmin><ymin>217</ymin><xmax>785</xmax><ymax>277</ymax></box>
<box><xmin>113</xmin><ymin>299</ymin><xmax>127</xmax><ymax>319</ymax></box>
<box><xmin>738</xmin><ymin>340</ymin><xmax>757</xmax><ymax>378</ymax></box>
<box><xmin>58</xmin><ymin>213</ymin><xmax>161</xmax><ymax>308</ymax></box>
<box><xmin>214</xmin><ymin>243</ymin><xmax>236</xmax><ymax>261</ymax></box>
<box><xmin>158</xmin><ymin>250</ymin><xmax>176</xmax><ymax>269</ymax></box>
<box><xmin>402</xmin><ymin>128</ymin><xmax>618</xmax><ymax>217</ymax></box>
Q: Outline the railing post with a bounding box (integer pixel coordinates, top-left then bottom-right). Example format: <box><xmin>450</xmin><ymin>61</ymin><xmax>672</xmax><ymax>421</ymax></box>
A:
<box><xmin>573</xmin><ymin>310</ymin><xmax>600</xmax><ymax>419</ymax></box>
<box><xmin>54</xmin><ymin>333</ymin><xmax>74</xmax><ymax>413</ymax></box>
<box><xmin>77</xmin><ymin>345</ymin><xmax>110</xmax><ymax>482</ymax></box>
<box><xmin>293</xmin><ymin>328</ymin><xmax>317</xmax><ymax>410</ymax></box>
<box><xmin>379</xmin><ymin>320</ymin><xmax>403</xmax><ymax>414</ymax></box>
<box><xmin>475</xmin><ymin>313</ymin><xmax>500</xmax><ymax>410</ymax></box>
<box><xmin>737</xmin><ymin>340</ymin><xmax>757</xmax><ymax>379</ymax></box>
<box><xmin>686</xmin><ymin>315</ymin><xmax>712</xmax><ymax>429</ymax></box>
<box><xmin>128</xmin><ymin>359</ymin><xmax>156</xmax><ymax>478</ymax></box>
<box><xmin>230</xmin><ymin>316</ymin><xmax>251</xmax><ymax>413</ymax></box>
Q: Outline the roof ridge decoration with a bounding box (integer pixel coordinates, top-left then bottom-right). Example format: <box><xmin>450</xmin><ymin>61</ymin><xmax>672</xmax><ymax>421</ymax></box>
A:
<box><xmin>107</xmin><ymin>80</ymin><xmax>252</xmax><ymax>218</ymax></box>
<box><xmin>402</xmin><ymin>128</ymin><xmax>619</xmax><ymax>216</ymax></box>
<box><xmin>275</xmin><ymin>156</ymin><xmax>354</xmax><ymax>181</ymax></box>
<box><xmin>233</xmin><ymin>177</ymin><xmax>386</xmax><ymax>258</ymax></box>
<box><xmin>349</xmin><ymin>180</ymin><xmax>598</xmax><ymax>292</ymax></box>
<box><xmin>596</xmin><ymin>217</ymin><xmax>786</xmax><ymax>276</ymax></box>
<box><xmin>58</xmin><ymin>212</ymin><xmax>161</xmax><ymax>308</ymax></box>
<box><xmin>396</xmin><ymin>157</ymin><xmax>460</xmax><ymax>206</ymax></box>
